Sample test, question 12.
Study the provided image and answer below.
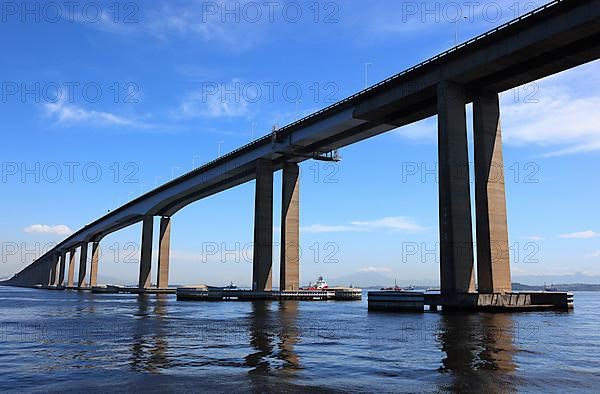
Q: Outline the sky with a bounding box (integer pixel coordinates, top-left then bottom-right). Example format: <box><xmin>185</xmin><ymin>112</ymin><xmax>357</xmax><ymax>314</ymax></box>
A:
<box><xmin>0</xmin><ymin>0</ymin><xmax>599</xmax><ymax>286</ymax></box>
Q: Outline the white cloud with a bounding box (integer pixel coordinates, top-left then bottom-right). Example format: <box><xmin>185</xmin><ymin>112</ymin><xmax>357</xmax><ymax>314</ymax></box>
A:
<box><xmin>501</xmin><ymin>88</ymin><xmax>600</xmax><ymax>156</ymax></box>
<box><xmin>395</xmin><ymin>117</ymin><xmax>437</xmax><ymax>141</ymax></box>
<box><xmin>171</xmin><ymin>248</ymin><xmax>252</xmax><ymax>264</ymax></box>
<box><xmin>149</xmin><ymin>2</ymin><xmax>266</xmax><ymax>49</ymax></box>
<box><xmin>559</xmin><ymin>230</ymin><xmax>600</xmax><ymax>239</ymax></box>
<box><xmin>67</xmin><ymin>1</ymin><xmax>268</xmax><ymax>50</ymax></box>
<box><xmin>499</xmin><ymin>62</ymin><xmax>600</xmax><ymax>155</ymax></box>
<box><xmin>357</xmin><ymin>266</ymin><xmax>392</xmax><ymax>273</ymax></box>
<box><xmin>523</xmin><ymin>235</ymin><xmax>544</xmax><ymax>241</ymax></box>
<box><xmin>44</xmin><ymin>100</ymin><xmax>154</xmax><ymax>129</ymax></box>
<box><xmin>71</xmin><ymin>7</ymin><xmax>139</xmax><ymax>34</ymax></box>
<box><xmin>179</xmin><ymin>83</ymin><xmax>249</xmax><ymax>119</ymax></box>
<box><xmin>302</xmin><ymin>216</ymin><xmax>425</xmax><ymax>234</ymax></box>
<box><xmin>585</xmin><ymin>251</ymin><xmax>600</xmax><ymax>259</ymax></box>
<box><xmin>351</xmin><ymin>216</ymin><xmax>425</xmax><ymax>232</ymax></box>
<box><xmin>300</xmin><ymin>224</ymin><xmax>362</xmax><ymax>234</ymax></box>
<box><xmin>24</xmin><ymin>224</ymin><xmax>73</xmax><ymax>235</ymax></box>
<box><xmin>394</xmin><ymin>62</ymin><xmax>600</xmax><ymax>156</ymax></box>
<box><xmin>397</xmin><ymin>88</ymin><xmax>600</xmax><ymax>156</ymax></box>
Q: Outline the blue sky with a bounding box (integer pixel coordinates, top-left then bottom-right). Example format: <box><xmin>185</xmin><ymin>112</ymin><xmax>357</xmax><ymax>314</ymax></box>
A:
<box><xmin>1</xmin><ymin>0</ymin><xmax>599</xmax><ymax>286</ymax></box>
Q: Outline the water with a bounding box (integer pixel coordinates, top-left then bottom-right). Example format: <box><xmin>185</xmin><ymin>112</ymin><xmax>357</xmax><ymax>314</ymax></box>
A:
<box><xmin>0</xmin><ymin>287</ymin><xmax>599</xmax><ymax>393</ymax></box>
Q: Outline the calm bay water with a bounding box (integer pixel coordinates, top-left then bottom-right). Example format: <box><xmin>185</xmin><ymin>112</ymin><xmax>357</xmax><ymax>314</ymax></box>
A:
<box><xmin>0</xmin><ymin>287</ymin><xmax>599</xmax><ymax>393</ymax></box>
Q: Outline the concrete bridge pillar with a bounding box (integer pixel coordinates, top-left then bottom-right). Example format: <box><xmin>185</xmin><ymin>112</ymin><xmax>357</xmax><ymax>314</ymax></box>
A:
<box><xmin>78</xmin><ymin>244</ymin><xmax>88</xmax><ymax>288</ymax></box>
<box><xmin>39</xmin><ymin>265</ymin><xmax>45</xmax><ymax>285</ymax></box>
<box><xmin>48</xmin><ymin>259</ymin><xmax>56</xmax><ymax>286</ymax></box>
<box><xmin>473</xmin><ymin>92</ymin><xmax>512</xmax><ymax>293</ymax></box>
<box><xmin>67</xmin><ymin>249</ymin><xmax>75</xmax><ymax>288</ymax></box>
<box><xmin>89</xmin><ymin>242</ymin><xmax>100</xmax><ymax>287</ymax></box>
<box><xmin>33</xmin><ymin>265</ymin><xmax>41</xmax><ymax>286</ymax></box>
<box><xmin>437</xmin><ymin>81</ymin><xmax>476</xmax><ymax>294</ymax></box>
<box><xmin>138</xmin><ymin>216</ymin><xmax>153</xmax><ymax>289</ymax></box>
<box><xmin>57</xmin><ymin>252</ymin><xmax>66</xmax><ymax>286</ymax></box>
<box><xmin>30</xmin><ymin>265</ymin><xmax>38</xmax><ymax>286</ymax></box>
<box><xmin>253</xmin><ymin>159</ymin><xmax>274</xmax><ymax>291</ymax></box>
<box><xmin>157</xmin><ymin>217</ymin><xmax>171</xmax><ymax>289</ymax></box>
<box><xmin>43</xmin><ymin>262</ymin><xmax>49</xmax><ymax>285</ymax></box>
<box><xmin>52</xmin><ymin>255</ymin><xmax>61</xmax><ymax>286</ymax></box>
<box><xmin>280</xmin><ymin>162</ymin><xmax>300</xmax><ymax>291</ymax></box>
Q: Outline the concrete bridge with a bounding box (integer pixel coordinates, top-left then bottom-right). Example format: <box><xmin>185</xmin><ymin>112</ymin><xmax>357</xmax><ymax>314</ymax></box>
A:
<box><xmin>3</xmin><ymin>0</ymin><xmax>600</xmax><ymax>298</ymax></box>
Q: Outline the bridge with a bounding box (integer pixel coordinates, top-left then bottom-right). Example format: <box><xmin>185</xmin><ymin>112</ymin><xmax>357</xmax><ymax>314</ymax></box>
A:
<box><xmin>3</xmin><ymin>0</ymin><xmax>600</xmax><ymax>302</ymax></box>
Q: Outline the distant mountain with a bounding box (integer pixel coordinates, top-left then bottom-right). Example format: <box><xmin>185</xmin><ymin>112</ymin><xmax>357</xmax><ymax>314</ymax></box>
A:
<box><xmin>328</xmin><ymin>271</ymin><xmax>436</xmax><ymax>288</ymax></box>
<box><xmin>512</xmin><ymin>282</ymin><xmax>600</xmax><ymax>291</ymax></box>
<box><xmin>514</xmin><ymin>272</ymin><xmax>600</xmax><ymax>285</ymax></box>
<box><xmin>329</xmin><ymin>271</ymin><xmax>394</xmax><ymax>288</ymax></box>
<box><xmin>329</xmin><ymin>271</ymin><xmax>600</xmax><ymax>290</ymax></box>
<box><xmin>97</xmin><ymin>275</ymin><xmax>129</xmax><ymax>286</ymax></box>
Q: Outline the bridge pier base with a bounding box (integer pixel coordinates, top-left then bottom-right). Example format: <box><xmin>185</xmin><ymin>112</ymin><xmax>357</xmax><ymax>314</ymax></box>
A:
<box><xmin>253</xmin><ymin>159</ymin><xmax>274</xmax><ymax>291</ymax></box>
<box><xmin>138</xmin><ymin>216</ymin><xmax>153</xmax><ymax>289</ymax></box>
<box><xmin>90</xmin><ymin>242</ymin><xmax>100</xmax><ymax>287</ymax></box>
<box><xmin>78</xmin><ymin>244</ymin><xmax>88</xmax><ymax>288</ymax></box>
<box><xmin>437</xmin><ymin>81</ymin><xmax>475</xmax><ymax>294</ymax></box>
<box><xmin>474</xmin><ymin>92</ymin><xmax>512</xmax><ymax>293</ymax></box>
<box><xmin>157</xmin><ymin>217</ymin><xmax>171</xmax><ymax>289</ymax></box>
<box><xmin>280</xmin><ymin>162</ymin><xmax>300</xmax><ymax>291</ymax></box>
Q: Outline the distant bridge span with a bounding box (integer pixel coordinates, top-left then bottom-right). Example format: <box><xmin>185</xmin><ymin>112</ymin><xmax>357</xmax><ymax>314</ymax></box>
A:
<box><xmin>4</xmin><ymin>0</ymin><xmax>600</xmax><ymax>294</ymax></box>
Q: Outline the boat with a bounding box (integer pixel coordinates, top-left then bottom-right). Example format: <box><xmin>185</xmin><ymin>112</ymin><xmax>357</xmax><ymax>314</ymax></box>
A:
<box><xmin>207</xmin><ymin>282</ymin><xmax>238</xmax><ymax>291</ymax></box>
<box><xmin>92</xmin><ymin>284</ymin><xmax>125</xmax><ymax>293</ymax></box>
<box><xmin>380</xmin><ymin>279</ymin><xmax>401</xmax><ymax>291</ymax></box>
<box><xmin>301</xmin><ymin>276</ymin><xmax>329</xmax><ymax>290</ymax></box>
<box><xmin>381</xmin><ymin>279</ymin><xmax>415</xmax><ymax>291</ymax></box>
<box><xmin>543</xmin><ymin>283</ymin><xmax>559</xmax><ymax>292</ymax></box>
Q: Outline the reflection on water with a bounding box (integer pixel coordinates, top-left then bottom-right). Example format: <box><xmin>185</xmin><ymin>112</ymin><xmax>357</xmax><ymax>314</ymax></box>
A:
<box><xmin>277</xmin><ymin>301</ymin><xmax>301</xmax><ymax>372</ymax></box>
<box><xmin>130</xmin><ymin>295</ymin><xmax>169</xmax><ymax>373</ymax></box>
<box><xmin>245</xmin><ymin>300</ymin><xmax>273</xmax><ymax>374</ymax></box>
<box><xmin>1</xmin><ymin>288</ymin><xmax>599</xmax><ymax>392</ymax></box>
<box><xmin>245</xmin><ymin>300</ymin><xmax>301</xmax><ymax>375</ymax></box>
<box><xmin>437</xmin><ymin>313</ymin><xmax>516</xmax><ymax>393</ymax></box>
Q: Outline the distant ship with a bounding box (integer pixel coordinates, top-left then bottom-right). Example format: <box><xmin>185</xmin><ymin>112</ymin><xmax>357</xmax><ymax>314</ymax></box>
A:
<box><xmin>207</xmin><ymin>282</ymin><xmax>238</xmax><ymax>291</ymax></box>
<box><xmin>381</xmin><ymin>279</ymin><xmax>414</xmax><ymax>291</ymax></box>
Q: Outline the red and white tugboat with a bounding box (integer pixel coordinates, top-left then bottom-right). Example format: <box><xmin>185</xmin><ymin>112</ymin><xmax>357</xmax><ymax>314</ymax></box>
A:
<box><xmin>302</xmin><ymin>276</ymin><xmax>329</xmax><ymax>290</ymax></box>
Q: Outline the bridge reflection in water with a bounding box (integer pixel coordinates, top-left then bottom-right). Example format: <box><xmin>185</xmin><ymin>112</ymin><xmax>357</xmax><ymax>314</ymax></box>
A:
<box><xmin>125</xmin><ymin>298</ymin><xmax>303</xmax><ymax>377</ymax></box>
<box><xmin>437</xmin><ymin>313</ymin><xmax>517</xmax><ymax>393</ymax></box>
<box><xmin>245</xmin><ymin>300</ymin><xmax>301</xmax><ymax>376</ymax></box>
<box><xmin>9</xmin><ymin>284</ymin><xmax>589</xmax><ymax>392</ymax></box>
<box><xmin>130</xmin><ymin>295</ymin><xmax>169</xmax><ymax>373</ymax></box>
<box><xmin>122</xmin><ymin>296</ymin><xmax>523</xmax><ymax>391</ymax></box>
